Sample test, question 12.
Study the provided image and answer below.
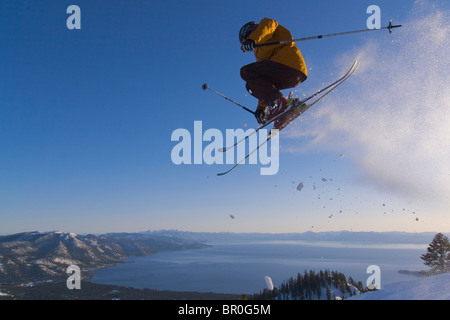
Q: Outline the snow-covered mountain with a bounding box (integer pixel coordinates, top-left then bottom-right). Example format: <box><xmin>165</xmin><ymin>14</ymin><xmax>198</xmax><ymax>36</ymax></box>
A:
<box><xmin>350</xmin><ymin>272</ymin><xmax>450</xmax><ymax>300</ymax></box>
<box><xmin>0</xmin><ymin>231</ymin><xmax>207</xmax><ymax>285</ymax></box>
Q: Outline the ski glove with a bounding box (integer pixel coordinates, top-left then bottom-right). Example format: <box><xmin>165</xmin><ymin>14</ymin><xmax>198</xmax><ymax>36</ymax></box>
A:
<box><xmin>254</xmin><ymin>108</ymin><xmax>266</xmax><ymax>124</ymax></box>
<box><xmin>241</xmin><ymin>39</ymin><xmax>256</xmax><ymax>52</ymax></box>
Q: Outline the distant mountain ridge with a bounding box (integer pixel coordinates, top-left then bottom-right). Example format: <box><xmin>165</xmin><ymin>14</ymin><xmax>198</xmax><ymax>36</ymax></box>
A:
<box><xmin>0</xmin><ymin>231</ymin><xmax>207</xmax><ymax>285</ymax></box>
<box><xmin>145</xmin><ymin>230</ymin><xmax>441</xmax><ymax>245</ymax></box>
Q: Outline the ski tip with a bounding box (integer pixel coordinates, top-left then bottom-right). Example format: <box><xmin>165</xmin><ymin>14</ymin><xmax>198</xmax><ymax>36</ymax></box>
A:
<box><xmin>202</xmin><ymin>83</ymin><xmax>209</xmax><ymax>91</ymax></box>
<box><xmin>217</xmin><ymin>166</ymin><xmax>236</xmax><ymax>176</ymax></box>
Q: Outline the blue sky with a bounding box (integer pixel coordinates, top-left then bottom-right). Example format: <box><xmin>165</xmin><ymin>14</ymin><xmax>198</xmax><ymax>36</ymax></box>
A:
<box><xmin>1</xmin><ymin>0</ymin><xmax>449</xmax><ymax>234</ymax></box>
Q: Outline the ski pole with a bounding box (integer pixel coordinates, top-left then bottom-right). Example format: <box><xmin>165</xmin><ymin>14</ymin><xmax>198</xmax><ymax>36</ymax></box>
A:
<box><xmin>202</xmin><ymin>83</ymin><xmax>255</xmax><ymax>115</ymax></box>
<box><xmin>255</xmin><ymin>20</ymin><xmax>402</xmax><ymax>48</ymax></box>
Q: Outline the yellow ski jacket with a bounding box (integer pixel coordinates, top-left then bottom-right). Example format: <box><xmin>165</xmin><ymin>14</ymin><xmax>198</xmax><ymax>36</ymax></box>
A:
<box><xmin>248</xmin><ymin>18</ymin><xmax>308</xmax><ymax>78</ymax></box>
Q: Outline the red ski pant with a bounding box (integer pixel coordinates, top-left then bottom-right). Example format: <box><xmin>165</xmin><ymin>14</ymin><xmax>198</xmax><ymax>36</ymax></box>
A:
<box><xmin>240</xmin><ymin>60</ymin><xmax>307</xmax><ymax>108</ymax></box>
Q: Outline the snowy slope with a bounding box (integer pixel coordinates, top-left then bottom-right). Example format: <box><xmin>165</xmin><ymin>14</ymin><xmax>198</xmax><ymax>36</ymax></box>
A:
<box><xmin>349</xmin><ymin>273</ymin><xmax>450</xmax><ymax>300</ymax></box>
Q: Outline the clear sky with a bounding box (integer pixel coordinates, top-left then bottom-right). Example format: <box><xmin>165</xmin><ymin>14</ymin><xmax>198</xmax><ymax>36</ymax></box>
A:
<box><xmin>0</xmin><ymin>0</ymin><xmax>449</xmax><ymax>235</ymax></box>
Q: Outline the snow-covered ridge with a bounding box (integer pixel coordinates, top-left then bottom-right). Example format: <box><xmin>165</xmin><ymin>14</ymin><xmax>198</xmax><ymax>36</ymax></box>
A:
<box><xmin>350</xmin><ymin>272</ymin><xmax>450</xmax><ymax>300</ymax></box>
<box><xmin>0</xmin><ymin>231</ymin><xmax>207</xmax><ymax>285</ymax></box>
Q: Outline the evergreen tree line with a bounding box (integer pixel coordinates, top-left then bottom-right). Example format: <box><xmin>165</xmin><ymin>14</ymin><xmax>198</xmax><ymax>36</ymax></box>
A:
<box><xmin>251</xmin><ymin>270</ymin><xmax>367</xmax><ymax>300</ymax></box>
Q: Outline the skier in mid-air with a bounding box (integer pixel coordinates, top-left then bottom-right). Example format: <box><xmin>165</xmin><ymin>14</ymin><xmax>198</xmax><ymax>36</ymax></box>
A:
<box><xmin>239</xmin><ymin>18</ymin><xmax>308</xmax><ymax>129</ymax></box>
<box><xmin>204</xmin><ymin>17</ymin><xmax>399</xmax><ymax>175</ymax></box>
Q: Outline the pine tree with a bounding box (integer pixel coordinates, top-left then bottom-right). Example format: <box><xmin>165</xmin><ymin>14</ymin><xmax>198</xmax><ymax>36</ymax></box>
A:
<box><xmin>421</xmin><ymin>233</ymin><xmax>450</xmax><ymax>274</ymax></box>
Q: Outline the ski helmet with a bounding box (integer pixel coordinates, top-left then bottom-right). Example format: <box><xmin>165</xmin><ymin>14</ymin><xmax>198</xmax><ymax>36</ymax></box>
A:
<box><xmin>239</xmin><ymin>21</ymin><xmax>257</xmax><ymax>44</ymax></box>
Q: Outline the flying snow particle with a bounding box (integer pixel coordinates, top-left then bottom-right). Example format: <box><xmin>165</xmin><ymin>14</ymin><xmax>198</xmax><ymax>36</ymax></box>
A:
<box><xmin>322</xmin><ymin>178</ymin><xmax>328</xmax><ymax>182</ymax></box>
<box><xmin>229</xmin><ymin>214</ymin><xmax>235</xmax><ymax>219</ymax></box>
<box><xmin>296</xmin><ymin>182</ymin><xmax>304</xmax><ymax>192</ymax></box>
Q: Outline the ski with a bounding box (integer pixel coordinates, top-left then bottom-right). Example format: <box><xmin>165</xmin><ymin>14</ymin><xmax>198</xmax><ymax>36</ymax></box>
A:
<box><xmin>218</xmin><ymin>60</ymin><xmax>359</xmax><ymax>153</ymax></box>
<box><xmin>217</xmin><ymin>60</ymin><xmax>359</xmax><ymax>176</ymax></box>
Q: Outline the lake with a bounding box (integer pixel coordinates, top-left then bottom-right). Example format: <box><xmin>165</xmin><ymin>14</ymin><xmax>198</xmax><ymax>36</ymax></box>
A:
<box><xmin>91</xmin><ymin>240</ymin><xmax>427</xmax><ymax>294</ymax></box>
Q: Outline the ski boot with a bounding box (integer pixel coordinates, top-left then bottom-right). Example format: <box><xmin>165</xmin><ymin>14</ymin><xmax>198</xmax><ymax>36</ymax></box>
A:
<box><xmin>272</xmin><ymin>92</ymin><xmax>296</xmax><ymax>130</ymax></box>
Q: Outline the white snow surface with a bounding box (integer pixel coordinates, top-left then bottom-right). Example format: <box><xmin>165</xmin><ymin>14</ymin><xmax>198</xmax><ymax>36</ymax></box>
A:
<box><xmin>350</xmin><ymin>272</ymin><xmax>450</xmax><ymax>300</ymax></box>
